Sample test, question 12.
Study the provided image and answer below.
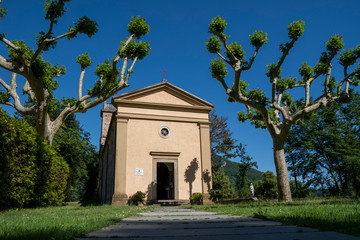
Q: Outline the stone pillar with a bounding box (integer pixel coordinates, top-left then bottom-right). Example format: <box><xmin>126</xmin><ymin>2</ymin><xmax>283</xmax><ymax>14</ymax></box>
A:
<box><xmin>112</xmin><ymin>117</ymin><xmax>129</xmax><ymax>205</ymax></box>
<box><xmin>198</xmin><ymin>122</ymin><xmax>212</xmax><ymax>203</ymax></box>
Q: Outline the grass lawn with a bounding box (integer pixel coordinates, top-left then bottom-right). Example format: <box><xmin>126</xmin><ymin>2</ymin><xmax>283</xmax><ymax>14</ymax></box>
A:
<box><xmin>190</xmin><ymin>198</ymin><xmax>360</xmax><ymax>236</ymax></box>
<box><xmin>0</xmin><ymin>202</ymin><xmax>151</xmax><ymax>240</ymax></box>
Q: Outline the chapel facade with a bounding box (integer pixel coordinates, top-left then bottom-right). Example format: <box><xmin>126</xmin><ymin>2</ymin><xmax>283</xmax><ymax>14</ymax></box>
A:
<box><xmin>98</xmin><ymin>80</ymin><xmax>213</xmax><ymax>205</ymax></box>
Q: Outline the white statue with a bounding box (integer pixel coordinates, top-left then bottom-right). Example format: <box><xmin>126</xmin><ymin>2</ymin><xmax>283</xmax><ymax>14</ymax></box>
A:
<box><xmin>250</xmin><ymin>183</ymin><xmax>254</xmax><ymax>198</ymax></box>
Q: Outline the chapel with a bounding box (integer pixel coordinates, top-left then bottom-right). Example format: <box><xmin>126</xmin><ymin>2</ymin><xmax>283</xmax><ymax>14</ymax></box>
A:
<box><xmin>98</xmin><ymin>79</ymin><xmax>214</xmax><ymax>205</ymax></box>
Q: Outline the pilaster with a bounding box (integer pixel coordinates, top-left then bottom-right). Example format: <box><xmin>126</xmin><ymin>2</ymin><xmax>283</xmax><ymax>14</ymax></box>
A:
<box><xmin>198</xmin><ymin>122</ymin><xmax>212</xmax><ymax>203</ymax></box>
<box><xmin>112</xmin><ymin>117</ymin><xmax>129</xmax><ymax>205</ymax></box>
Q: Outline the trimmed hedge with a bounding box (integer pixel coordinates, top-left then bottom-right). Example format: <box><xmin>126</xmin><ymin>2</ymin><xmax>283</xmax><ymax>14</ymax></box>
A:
<box><xmin>0</xmin><ymin>108</ymin><xmax>70</xmax><ymax>210</ymax></box>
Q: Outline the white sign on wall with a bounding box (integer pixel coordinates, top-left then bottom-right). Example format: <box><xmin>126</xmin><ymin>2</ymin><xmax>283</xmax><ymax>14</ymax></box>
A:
<box><xmin>135</xmin><ymin>168</ymin><xmax>143</xmax><ymax>176</ymax></box>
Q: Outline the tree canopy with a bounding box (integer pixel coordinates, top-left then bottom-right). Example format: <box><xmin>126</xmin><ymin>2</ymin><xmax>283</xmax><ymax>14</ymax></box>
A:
<box><xmin>0</xmin><ymin>0</ymin><xmax>150</xmax><ymax>144</ymax></box>
<box><xmin>206</xmin><ymin>16</ymin><xmax>360</xmax><ymax>201</ymax></box>
<box><xmin>285</xmin><ymin>92</ymin><xmax>360</xmax><ymax>197</ymax></box>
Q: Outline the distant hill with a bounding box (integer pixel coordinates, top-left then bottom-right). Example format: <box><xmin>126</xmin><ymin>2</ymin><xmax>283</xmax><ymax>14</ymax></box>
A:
<box><xmin>212</xmin><ymin>155</ymin><xmax>263</xmax><ymax>185</ymax></box>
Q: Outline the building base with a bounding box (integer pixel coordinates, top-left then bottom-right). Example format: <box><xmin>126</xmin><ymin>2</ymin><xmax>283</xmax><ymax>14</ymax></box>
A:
<box><xmin>112</xmin><ymin>193</ymin><xmax>128</xmax><ymax>205</ymax></box>
<box><xmin>203</xmin><ymin>193</ymin><xmax>213</xmax><ymax>204</ymax></box>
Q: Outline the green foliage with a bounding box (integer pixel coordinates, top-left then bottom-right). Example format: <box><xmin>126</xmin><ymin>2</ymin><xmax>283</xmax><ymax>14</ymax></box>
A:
<box><xmin>287</xmin><ymin>20</ymin><xmax>305</xmax><ymax>39</ymax></box>
<box><xmin>190</xmin><ymin>199</ymin><xmax>360</xmax><ymax>237</ymax></box>
<box><xmin>226</xmin><ymin>42</ymin><xmax>245</xmax><ymax>61</ymax></box>
<box><xmin>326</xmin><ymin>34</ymin><xmax>344</xmax><ymax>54</ymax></box>
<box><xmin>210</xmin><ymin>59</ymin><xmax>227</xmax><ymax>79</ymax></box>
<box><xmin>313</xmin><ymin>61</ymin><xmax>328</xmax><ymax>75</ymax></box>
<box><xmin>52</xmin><ymin>113</ymin><xmax>98</xmax><ymax>202</ymax></box>
<box><xmin>61</xmin><ymin>97</ymin><xmax>77</xmax><ymax>108</ymax></box>
<box><xmin>236</xmin><ymin>143</ymin><xmax>258</xmax><ymax>197</ymax></box>
<box><xmin>285</xmin><ymin>93</ymin><xmax>360</xmax><ymax>197</ymax></box>
<box><xmin>119</xmin><ymin>40</ymin><xmax>151</xmax><ymax>60</ymax></box>
<box><xmin>35</xmin><ymin>141</ymin><xmax>70</xmax><ymax>206</ymax></box>
<box><xmin>247</xmin><ymin>88</ymin><xmax>269</xmax><ymax>104</ymax></box>
<box><xmin>266</xmin><ymin>63</ymin><xmax>281</xmax><ymax>81</ymax></box>
<box><xmin>44</xmin><ymin>0</ymin><xmax>71</xmax><ymax>23</ymax></box>
<box><xmin>0</xmin><ymin>107</ymin><xmax>69</xmax><ymax>210</ymax></box>
<box><xmin>128</xmin><ymin>191</ymin><xmax>146</xmax><ymax>205</ymax></box>
<box><xmin>0</xmin><ymin>90</ymin><xmax>10</xmax><ymax>103</ymax></box>
<box><xmin>190</xmin><ymin>193</ymin><xmax>204</xmax><ymax>204</ymax></box>
<box><xmin>127</xmin><ymin>16</ymin><xmax>150</xmax><ymax>39</ymax></box>
<box><xmin>276</xmin><ymin>77</ymin><xmax>297</xmax><ymax>93</ymax></box>
<box><xmin>208</xmin><ymin>16</ymin><xmax>227</xmax><ymax>36</ymax></box>
<box><xmin>68</xmin><ymin>16</ymin><xmax>98</xmax><ymax>39</ymax></box>
<box><xmin>282</xmin><ymin>93</ymin><xmax>293</xmax><ymax>106</ymax></box>
<box><xmin>237</xmin><ymin>108</ymin><xmax>267</xmax><ymax>129</ymax></box>
<box><xmin>212</xmin><ymin>154</ymin><xmax>263</xmax><ymax>186</ymax></box>
<box><xmin>76</xmin><ymin>52</ymin><xmax>92</xmax><ymax>69</ymax></box>
<box><xmin>299</xmin><ymin>62</ymin><xmax>313</xmax><ymax>80</ymax></box>
<box><xmin>7</xmin><ymin>41</ymin><xmax>65</xmax><ymax>95</ymax></box>
<box><xmin>206</xmin><ymin>36</ymin><xmax>222</xmax><ymax>53</ymax></box>
<box><xmin>94</xmin><ymin>59</ymin><xmax>115</xmax><ymax>81</ymax></box>
<box><xmin>255</xmin><ymin>171</ymin><xmax>278</xmax><ymax>199</ymax></box>
<box><xmin>36</xmin><ymin>31</ymin><xmax>57</xmax><ymax>51</ymax></box>
<box><xmin>0</xmin><ymin>4</ymin><xmax>7</xmax><ymax>19</ymax></box>
<box><xmin>0</xmin><ymin>203</ymin><xmax>149</xmax><ymax>240</ymax></box>
<box><xmin>249</xmin><ymin>30</ymin><xmax>268</xmax><ymax>48</ymax></box>
<box><xmin>289</xmin><ymin>181</ymin><xmax>310</xmax><ymax>198</ymax></box>
<box><xmin>88</xmin><ymin>59</ymin><xmax>119</xmax><ymax>95</ymax></box>
<box><xmin>279</xmin><ymin>42</ymin><xmax>292</xmax><ymax>53</ymax></box>
<box><xmin>339</xmin><ymin>46</ymin><xmax>360</xmax><ymax>67</ymax></box>
<box><xmin>210</xmin><ymin>162</ymin><xmax>238</xmax><ymax>201</ymax></box>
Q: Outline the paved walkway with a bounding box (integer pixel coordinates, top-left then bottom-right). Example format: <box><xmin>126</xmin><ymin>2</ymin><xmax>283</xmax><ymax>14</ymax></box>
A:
<box><xmin>77</xmin><ymin>206</ymin><xmax>360</xmax><ymax>240</ymax></box>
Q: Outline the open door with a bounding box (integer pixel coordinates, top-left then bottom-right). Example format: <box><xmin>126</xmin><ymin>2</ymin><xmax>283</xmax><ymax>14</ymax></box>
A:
<box><xmin>156</xmin><ymin>162</ymin><xmax>174</xmax><ymax>200</ymax></box>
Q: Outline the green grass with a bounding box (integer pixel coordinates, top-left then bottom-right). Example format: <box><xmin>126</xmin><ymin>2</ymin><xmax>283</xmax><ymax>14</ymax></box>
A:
<box><xmin>0</xmin><ymin>202</ymin><xmax>151</xmax><ymax>240</ymax></box>
<box><xmin>189</xmin><ymin>198</ymin><xmax>360</xmax><ymax>236</ymax></box>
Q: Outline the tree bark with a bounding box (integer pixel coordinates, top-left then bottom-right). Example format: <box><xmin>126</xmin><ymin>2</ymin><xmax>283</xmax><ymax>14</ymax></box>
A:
<box><xmin>273</xmin><ymin>137</ymin><xmax>292</xmax><ymax>202</ymax></box>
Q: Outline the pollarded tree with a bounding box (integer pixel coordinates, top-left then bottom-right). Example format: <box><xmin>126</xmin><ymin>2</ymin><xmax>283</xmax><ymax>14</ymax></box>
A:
<box><xmin>0</xmin><ymin>0</ymin><xmax>150</xmax><ymax>144</ymax></box>
<box><xmin>206</xmin><ymin>17</ymin><xmax>360</xmax><ymax>201</ymax></box>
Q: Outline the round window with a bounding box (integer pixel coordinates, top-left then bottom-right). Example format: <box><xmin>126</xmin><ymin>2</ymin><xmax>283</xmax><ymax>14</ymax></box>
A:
<box><xmin>159</xmin><ymin>126</ymin><xmax>171</xmax><ymax>138</ymax></box>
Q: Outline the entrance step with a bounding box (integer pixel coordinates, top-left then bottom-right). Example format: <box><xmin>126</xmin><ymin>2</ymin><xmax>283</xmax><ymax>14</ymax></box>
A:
<box><xmin>152</xmin><ymin>200</ymin><xmax>190</xmax><ymax>206</ymax></box>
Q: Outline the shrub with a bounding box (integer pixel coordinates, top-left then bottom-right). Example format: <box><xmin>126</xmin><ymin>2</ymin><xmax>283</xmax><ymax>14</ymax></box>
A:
<box><xmin>190</xmin><ymin>193</ymin><xmax>204</xmax><ymax>205</ymax></box>
<box><xmin>0</xmin><ymin>107</ymin><xmax>70</xmax><ymax>210</ymax></box>
<box><xmin>128</xmin><ymin>191</ymin><xmax>146</xmax><ymax>205</ymax></box>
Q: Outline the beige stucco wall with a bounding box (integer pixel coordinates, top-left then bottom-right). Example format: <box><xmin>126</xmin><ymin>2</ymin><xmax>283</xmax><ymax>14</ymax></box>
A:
<box><xmin>126</xmin><ymin>119</ymin><xmax>203</xmax><ymax>200</ymax></box>
<box><xmin>99</xmin><ymin>82</ymin><xmax>213</xmax><ymax>204</ymax></box>
<box><xmin>117</xmin><ymin>106</ymin><xmax>209</xmax><ymax>120</ymax></box>
<box><xmin>134</xmin><ymin>91</ymin><xmax>193</xmax><ymax>106</ymax></box>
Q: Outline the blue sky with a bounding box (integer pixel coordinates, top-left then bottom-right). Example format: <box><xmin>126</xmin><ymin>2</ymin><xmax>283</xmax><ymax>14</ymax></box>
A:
<box><xmin>1</xmin><ymin>0</ymin><xmax>359</xmax><ymax>173</ymax></box>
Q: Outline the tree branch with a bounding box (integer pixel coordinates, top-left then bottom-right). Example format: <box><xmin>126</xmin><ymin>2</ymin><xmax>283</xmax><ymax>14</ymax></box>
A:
<box><xmin>337</xmin><ymin>70</ymin><xmax>358</xmax><ymax>95</ymax></box>
<box><xmin>124</xmin><ymin>57</ymin><xmax>138</xmax><ymax>84</ymax></box>
<box><xmin>275</xmin><ymin>38</ymin><xmax>298</xmax><ymax>76</ymax></box>
<box><xmin>324</xmin><ymin>62</ymin><xmax>332</xmax><ymax>97</ymax></box>
<box><xmin>216</xmin><ymin>52</ymin><xmax>231</xmax><ymax>66</ymax></box>
<box><xmin>99</xmin><ymin>35</ymin><xmax>134</xmax><ymax>95</ymax></box>
<box><xmin>242</xmin><ymin>46</ymin><xmax>260</xmax><ymax>71</ymax></box>
<box><xmin>78</xmin><ymin>68</ymin><xmax>85</xmax><ymax>100</ymax></box>
<box><xmin>22</xmin><ymin>81</ymin><xmax>36</xmax><ymax>101</ymax></box>
<box><xmin>1</xmin><ymin>73</ymin><xmax>36</xmax><ymax>115</ymax></box>
<box><xmin>119</xmin><ymin>57</ymin><xmax>128</xmax><ymax>84</ymax></box>
<box><xmin>30</xmin><ymin>0</ymin><xmax>64</xmax><ymax>65</ymax></box>
<box><xmin>218</xmin><ymin>37</ymin><xmax>237</xmax><ymax>64</ymax></box>
<box><xmin>0</xmin><ymin>55</ymin><xmax>18</xmax><ymax>72</ymax></box>
<box><xmin>0</xmin><ymin>36</ymin><xmax>20</xmax><ymax>50</ymax></box>
<box><xmin>0</xmin><ymin>76</ymin><xmax>10</xmax><ymax>91</ymax></box>
<box><xmin>30</xmin><ymin>31</ymin><xmax>76</xmax><ymax>65</ymax></box>
<box><xmin>291</xmin><ymin>97</ymin><xmax>328</xmax><ymax>123</ymax></box>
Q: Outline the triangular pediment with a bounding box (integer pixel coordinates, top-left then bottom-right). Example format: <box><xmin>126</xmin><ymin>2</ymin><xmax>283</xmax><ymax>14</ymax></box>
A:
<box><xmin>112</xmin><ymin>82</ymin><xmax>214</xmax><ymax>109</ymax></box>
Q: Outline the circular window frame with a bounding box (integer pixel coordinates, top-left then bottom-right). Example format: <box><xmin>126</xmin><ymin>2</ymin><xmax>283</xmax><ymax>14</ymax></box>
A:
<box><xmin>159</xmin><ymin>126</ymin><xmax>171</xmax><ymax>138</ymax></box>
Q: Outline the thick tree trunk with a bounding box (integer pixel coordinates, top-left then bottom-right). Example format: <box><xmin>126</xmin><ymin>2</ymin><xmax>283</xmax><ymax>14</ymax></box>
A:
<box><xmin>273</xmin><ymin>137</ymin><xmax>292</xmax><ymax>202</ymax></box>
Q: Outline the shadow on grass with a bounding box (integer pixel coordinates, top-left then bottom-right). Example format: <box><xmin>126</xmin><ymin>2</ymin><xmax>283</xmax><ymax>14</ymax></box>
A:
<box><xmin>2</xmin><ymin>227</ymin><xmax>87</xmax><ymax>240</ymax></box>
<box><xmin>254</xmin><ymin>213</ymin><xmax>360</xmax><ymax>237</ymax></box>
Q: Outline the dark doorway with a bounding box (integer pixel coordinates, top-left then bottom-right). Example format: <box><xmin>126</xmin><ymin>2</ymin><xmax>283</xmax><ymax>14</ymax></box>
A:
<box><xmin>157</xmin><ymin>162</ymin><xmax>174</xmax><ymax>200</ymax></box>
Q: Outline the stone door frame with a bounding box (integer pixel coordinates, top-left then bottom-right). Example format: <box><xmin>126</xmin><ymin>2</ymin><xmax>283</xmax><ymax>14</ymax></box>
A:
<box><xmin>152</xmin><ymin>158</ymin><xmax>179</xmax><ymax>201</ymax></box>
